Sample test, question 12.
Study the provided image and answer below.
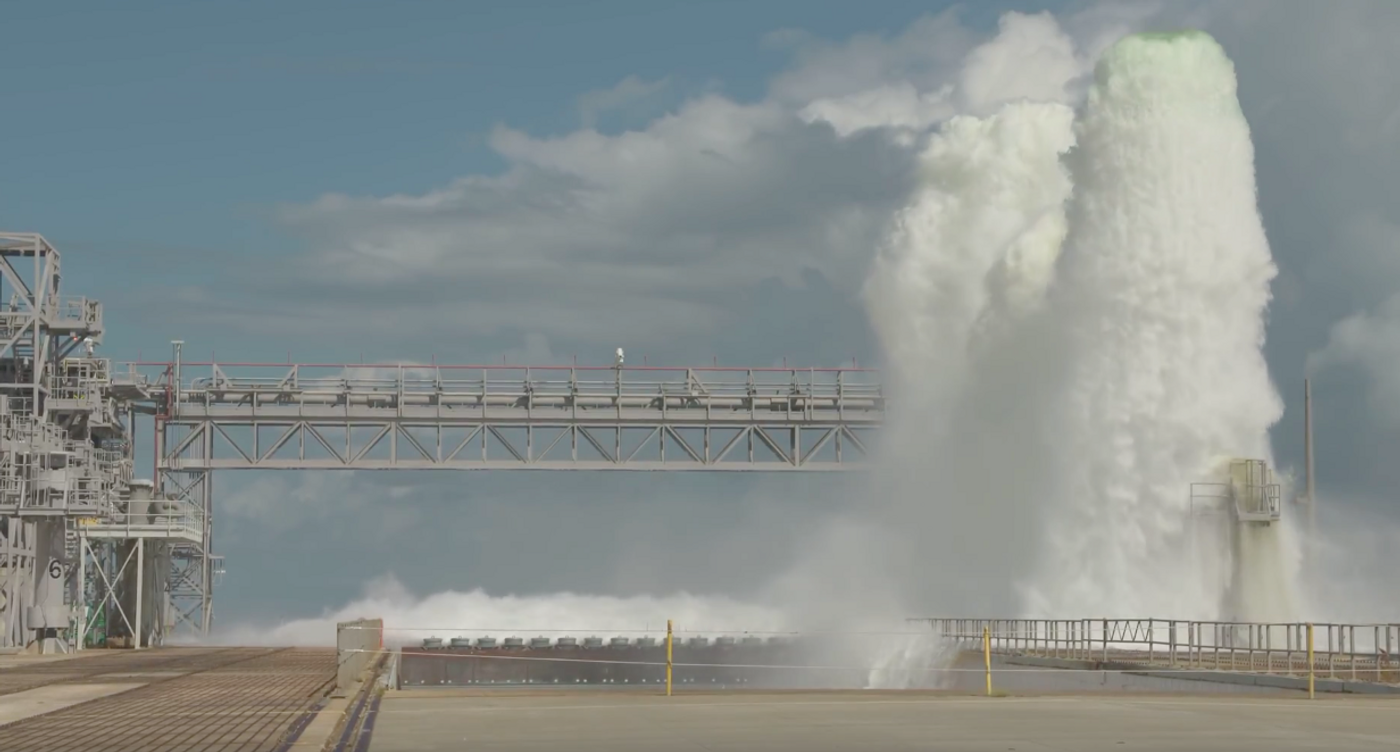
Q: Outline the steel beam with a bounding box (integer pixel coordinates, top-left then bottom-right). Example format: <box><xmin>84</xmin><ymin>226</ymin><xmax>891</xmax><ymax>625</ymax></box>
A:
<box><xmin>158</xmin><ymin>421</ymin><xmax>874</xmax><ymax>470</ymax></box>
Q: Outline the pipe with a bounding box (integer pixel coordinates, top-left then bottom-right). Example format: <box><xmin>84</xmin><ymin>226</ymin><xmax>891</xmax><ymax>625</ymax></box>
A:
<box><xmin>1304</xmin><ymin>378</ymin><xmax>1315</xmax><ymax>542</ymax></box>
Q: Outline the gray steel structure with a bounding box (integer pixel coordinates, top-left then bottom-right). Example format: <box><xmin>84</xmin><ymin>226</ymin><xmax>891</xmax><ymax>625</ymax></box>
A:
<box><xmin>0</xmin><ymin>232</ymin><xmax>197</xmax><ymax>652</ymax></box>
<box><xmin>0</xmin><ymin>231</ymin><xmax>886</xmax><ymax>650</ymax></box>
<box><xmin>132</xmin><ymin>359</ymin><xmax>883</xmax><ymax>639</ymax></box>
<box><xmin>140</xmin><ymin>360</ymin><xmax>883</xmax><ymax>471</ymax></box>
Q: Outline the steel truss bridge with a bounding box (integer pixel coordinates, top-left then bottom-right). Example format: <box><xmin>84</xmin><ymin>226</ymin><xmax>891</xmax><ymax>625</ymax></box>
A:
<box><xmin>146</xmin><ymin>360</ymin><xmax>883</xmax><ymax>471</ymax></box>
<box><xmin>0</xmin><ymin>231</ymin><xmax>886</xmax><ymax>652</ymax></box>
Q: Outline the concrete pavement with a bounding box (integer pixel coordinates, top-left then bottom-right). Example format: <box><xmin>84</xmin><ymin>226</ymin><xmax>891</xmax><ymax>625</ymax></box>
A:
<box><xmin>368</xmin><ymin>690</ymin><xmax>1400</xmax><ymax>751</ymax></box>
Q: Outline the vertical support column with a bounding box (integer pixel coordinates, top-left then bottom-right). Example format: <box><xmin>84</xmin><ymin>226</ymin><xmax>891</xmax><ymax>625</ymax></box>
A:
<box><xmin>1303</xmin><ymin>379</ymin><xmax>1316</xmax><ymax>584</ymax></box>
<box><xmin>1307</xmin><ymin>622</ymin><xmax>1315</xmax><ymax>699</ymax></box>
<box><xmin>76</xmin><ymin>535</ymin><xmax>87</xmax><ymax>651</ymax></box>
<box><xmin>134</xmin><ymin>538</ymin><xmax>144</xmax><ymax>650</ymax></box>
<box><xmin>159</xmin><ymin>349</ymin><xmax>216</xmax><ymax>644</ymax></box>
<box><xmin>200</xmin><ymin>470</ymin><xmax>213</xmax><ymax>634</ymax></box>
<box><xmin>983</xmin><ymin>626</ymin><xmax>992</xmax><ymax>697</ymax></box>
<box><xmin>665</xmin><ymin>620</ymin><xmax>673</xmax><ymax>697</ymax></box>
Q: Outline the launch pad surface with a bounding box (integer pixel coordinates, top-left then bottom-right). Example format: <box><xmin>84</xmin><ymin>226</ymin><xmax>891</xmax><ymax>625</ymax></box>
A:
<box><xmin>366</xmin><ymin>690</ymin><xmax>1400</xmax><ymax>752</ymax></box>
<box><xmin>0</xmin><ymin>647</ymin><xmax>335</xmax><ymax>751</ymax></box>
<box><xmin>3</xmin><ymin>643</ymin><xmax>1399</xmax><ymax>751</ymax></box>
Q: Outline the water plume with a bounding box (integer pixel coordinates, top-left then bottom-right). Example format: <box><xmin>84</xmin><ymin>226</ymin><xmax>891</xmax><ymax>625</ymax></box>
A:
<box><xmin>822</xmin><ymin>28</ymin><xmax>1301</xmax><ymax>632</ymax></box>
<box><xmin>1022</xmin><ymin>30</ymin><xmax>1297</xmax><ymax>620</ymax></box>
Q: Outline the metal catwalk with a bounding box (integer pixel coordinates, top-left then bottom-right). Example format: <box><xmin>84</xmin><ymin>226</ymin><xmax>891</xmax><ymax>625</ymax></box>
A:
<box><xmin>0</xmin><ymin>231</ymin><xmax>886</xmax><ymax>651</ymax></box>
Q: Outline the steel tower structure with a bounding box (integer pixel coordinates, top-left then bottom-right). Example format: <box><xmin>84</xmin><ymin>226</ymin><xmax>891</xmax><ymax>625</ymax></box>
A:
<box><xmin>0</xmin><ymin>232</ymin><xmax>886</xmax><ymax>651</ymax></box>
<box><xmin>0</xmin><ymin>233</ymin><xmax>193</xmax><ymax>652</ymax></box>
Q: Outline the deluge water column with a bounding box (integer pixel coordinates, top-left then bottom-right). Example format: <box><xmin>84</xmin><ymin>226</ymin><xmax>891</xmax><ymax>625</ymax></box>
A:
<box><xmin>1024</xmin><ymin>29</ymin><xmax>1300</xmax><ymax>622</ymax></box>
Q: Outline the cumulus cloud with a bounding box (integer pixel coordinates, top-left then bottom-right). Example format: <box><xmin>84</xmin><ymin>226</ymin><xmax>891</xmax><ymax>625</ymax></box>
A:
<box><xmin>577</xmin><ymin>74</ymin><xmax>671</xmax><ymax>128</ymax></box>
<box><xmin>1308</xmin><ymin>294</ymin><xmax>1400</xmax><ymax>428</ymax></box>
<box><xmin>181</xmin><ymin>9</ymin><xmax>1166</xmax><ymax>359</ymax></box>
<box><xmin>795</xmin><ymin>12</ymin><xmax>1087</xmax><ymax>138</ymax></box>
<box><xmin>763</xmin><ymin>10</ymin><xmax>978</xmax><ymax>105</ymax></box>
<box><xmin>220</xmin><ymin>471</ymin><xmax>425</xmax><ymax>535</ymax></box>
<box><xmin>266</xmin><ymin>94</ymin><xmax>910</xmax><ymax>349</ymax></box>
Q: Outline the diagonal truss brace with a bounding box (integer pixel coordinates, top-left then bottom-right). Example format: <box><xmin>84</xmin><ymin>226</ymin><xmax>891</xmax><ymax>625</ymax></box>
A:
<box><xmin>161</xmin><ymin>420</ymin><xmax>875</xmax><ymax>470</ymax></box>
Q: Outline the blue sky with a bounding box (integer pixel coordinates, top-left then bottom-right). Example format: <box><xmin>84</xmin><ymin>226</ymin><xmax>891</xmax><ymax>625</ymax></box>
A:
<box><xmin>6</xmin><ymin>0</ymin><xmax>1047</xmax><ymax>358</ymax></box>
<box><xmin>6</xmin><ymin>0</ymin><xmax>1400</xmax><ymax>625</ymax></box>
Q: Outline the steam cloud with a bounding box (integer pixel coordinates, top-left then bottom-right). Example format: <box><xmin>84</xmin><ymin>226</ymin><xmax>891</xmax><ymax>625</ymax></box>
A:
<box><xmin>210</xmin><ymin>575</ymin><xmax>792</xmax><ymax>647</ymax></box>
<box><xmin>223</xmin><ymin>19</ymin><xmax>1316</xmax><ymax>660</ymax></box>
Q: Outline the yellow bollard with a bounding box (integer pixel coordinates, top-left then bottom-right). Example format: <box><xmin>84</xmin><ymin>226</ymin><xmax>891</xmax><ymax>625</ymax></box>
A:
<box><xmin>1307</xmin><ymin>622</ymin><xmax>1315</xmax><ymax>700</ymax></box>
<box><xmin>984</xmin><ymin>625</ymin><xmax>992</xmax><ymax>697</ymax></box>
<box><xmin>666</xmin><ymin>620</ymin><xmax>674</xmax><ymax>697</ymax></box>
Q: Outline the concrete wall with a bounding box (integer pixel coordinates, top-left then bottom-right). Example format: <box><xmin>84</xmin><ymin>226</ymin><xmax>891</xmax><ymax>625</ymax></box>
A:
<box><xmin>336</xmin><ymin>618</ymin><xmax>383</xmax><ymax>694</ymax></box>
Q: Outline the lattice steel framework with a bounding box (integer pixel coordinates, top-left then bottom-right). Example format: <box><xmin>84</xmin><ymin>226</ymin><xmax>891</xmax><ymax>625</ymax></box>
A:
<box><xmin>0</xmin><ymin>233</ymin><xmax>181</xmax><ymax>652</ymax></box>
<box><xmin>1</xmin><ymin>231</ymin><xmax>888</xmax><ymax>648</ymax></box>
<box><xmin>110</xmin><ymin>351</ymin><xmax>885</xmax><ymax>642</ymax></box>
<box><xmin>137</xmin><ymin>361</ymin><xmax>883</xmax><ymax>471</ymax></box>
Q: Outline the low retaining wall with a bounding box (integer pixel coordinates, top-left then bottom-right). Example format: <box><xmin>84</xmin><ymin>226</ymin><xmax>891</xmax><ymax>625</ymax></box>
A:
<box><xmin>336</xmin><ymin>618</ymin><xmax>384</xmax><ymax>694</ymax></box>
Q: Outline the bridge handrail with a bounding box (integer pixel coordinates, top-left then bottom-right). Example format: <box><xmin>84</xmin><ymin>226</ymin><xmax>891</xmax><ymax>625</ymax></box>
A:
<box><xmin>113</xmin><ymin>362</ymin><xmax>886</xmax><ymax>408</ymax></box>
<box><xmin>175</xmin><ymin>376</ymin><xmax>885</xmax><ymax>395</ymax></box>
<box><xmin>911</xmin><ymin>617</ymin><xmax>1400</xmax><ymax>682</ymax></box>
<box><xmin>119</xmin><ymin>360</ymin><xmax>879</xmax><ymax>373</ymax></box>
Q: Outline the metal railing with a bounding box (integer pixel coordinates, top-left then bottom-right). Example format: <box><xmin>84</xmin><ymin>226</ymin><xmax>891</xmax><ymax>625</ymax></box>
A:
<box><xmin>76</xmin><ymin>498</ymin><xmax>206</xmax><ymax>541</ymax></box>
<box><xmin>50</xmin><ymin>296</ymin><xmax>102</xmax><ymax>329</ymax></box>
<box><xmin>915</xmin><ymin>618</ymin><xmax>1400</xmax><ymax>683</ymax></box>
<box><xmin>119</xmin><ymin>362</ymin><xmax>885</xmax><ymax>419</ymax></box>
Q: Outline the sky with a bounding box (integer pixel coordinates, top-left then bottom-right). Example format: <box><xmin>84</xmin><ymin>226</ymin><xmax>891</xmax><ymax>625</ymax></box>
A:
<box><xmin>4</xmin><ymin>0</ymin><xmax>1400</xmax><ymax>625</ymax></box>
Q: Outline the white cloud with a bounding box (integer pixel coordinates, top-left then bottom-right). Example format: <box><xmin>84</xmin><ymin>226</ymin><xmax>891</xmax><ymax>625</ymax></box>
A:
<box><xmin>798</xmin><ymin>82</ymin><xmax>956</xmax><ymax>139</ymax></box>
<box><xmin>797</xmin><ymin>12</ymin><xmax>1086</xmax><ymax>138</ymax></box>
<box><xmin>253</xmin><ymin>8</ymin><xmax>1157</xmax><ymax>356</ymax></box>
<box><xmin>1308</xmin><ymin>293</ymin><xmax>1400</xmax><ymax>427</ymax></box>
<box><xmin>221</xmin><ymin>472</ymin><xmax>375</xmax><ymax>532</ymax></box>
<box><xmin>956</xmin><ymin>11</ymin><xmax>1086</xmax><ymax>114</ymax></box>
<box><xmin>270</xmin><ymin>91</ymin><xmax>908</xmax><ymax>348</ymax></box>
<box><xmin>764</xmin><ymin>10</ymin><xmax>978</xmax><ymax>104</ymax></box>
<box><xmin>577</xmin><ymin>74</ymin><xmax>671</xmax><ymax>128</ymax></box>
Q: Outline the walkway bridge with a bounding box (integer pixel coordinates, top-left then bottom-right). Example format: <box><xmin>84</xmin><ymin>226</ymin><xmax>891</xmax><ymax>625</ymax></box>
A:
<box><xmin>106</xmin><ymin>355</ymin><xmax>885</xmax><ymax>645</ymax></box>
<box><xmin>118</xmin><ymin>358</ymin><xmax>884</xmax><ymax>471</ymax></box>
<box><xmin>0</xmin><ymin>230</ymin><xmax>888</xmax><ymax>653</ymax></box>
